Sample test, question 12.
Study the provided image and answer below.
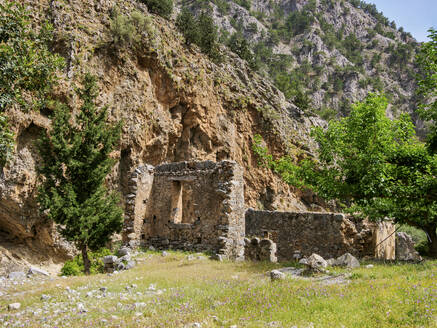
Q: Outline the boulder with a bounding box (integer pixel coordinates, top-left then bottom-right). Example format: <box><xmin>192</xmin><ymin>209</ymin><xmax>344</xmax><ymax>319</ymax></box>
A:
<box><xmin>334</xmin><ymin>253</ymin><xmax>360</xmax><ymax>268</ymax></box>
<box><xmin>117</xmin><ymin>247</ymin><xmax>130</xmax><ymax>257</ymax></box>
<box><xmin>298</xmin><ymin>258</ymin><xmax>308</xmax><ymax>265</ymax></box>
<box><xmin>28</xmin><ymin>267</ymin><xmax>50</xmax><ymax>276</ymax></box>
<box><xmin>270</xmin><ymin>270</ymin><xmax>285</xmax><ymax>281</ymax></box>
<box><xmin>41</xmin><ymin>294</ymin><xmax>51</xmax><ymax>301</ymax></box>
<box><xmin>326</xmin><ymin>258</ymin><xmax>336</xmax><ymax>266</ymax></box>
<box><xmin>125</xmin><ymin>260</ymin><xmax>136</xmax><ymax>270</ymax></box>
<box><xmin>306</xmin><ymin>254</ymin><xmax>328</xmax><ymax>272</ymax></box>
<box><xmin>103</xmin><ymin>255</ymin><xmax>118</xmax><ymax>264</ymax></box>
<box><xmin>396</xmin><ymin>232</ymin><xmax>422</xmax><ymax>262</ymax></box>
<box><xmin>8</xmin><ymin>271</ymin><xmax>26</xmax><ymax>280</ymax></box>
<box><xmin>77</xmin><ymin>302</ymin><xmax>87</xmax><ymax>313</ymax></box>
<box><xmin>8</xmin><ymin>303</ymin><xmax>21</xmax><ymax>310</ymax></box>
<box><xmin>117</xmin><ymin>254</ymin><xmax>131</xmax><ymax>263</ymax></box>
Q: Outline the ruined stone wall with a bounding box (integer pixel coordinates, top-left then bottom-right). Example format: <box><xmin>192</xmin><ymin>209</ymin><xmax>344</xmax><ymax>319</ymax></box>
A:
<box><xmin>123</xmin><ymin>161</ymin><xmax>245</xmax><ymax>260</ymax></box>
<box><xmin>123</xmin><ymin>165</ymin><xmax>155</xmax><ymax>247</ymax></box>
<box><xmin>245</xmin><ymin>209</ymin><xmax>393</xmax><ymax>261</ymax></box>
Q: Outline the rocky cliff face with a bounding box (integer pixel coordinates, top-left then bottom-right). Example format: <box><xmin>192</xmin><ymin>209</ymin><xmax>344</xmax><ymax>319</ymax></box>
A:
<box><xmin>181</xmin><ymin>0</ymin><xmax>419</xmax><ymax>125</ymax></box>
<box><xmin>0</xmin><ymin>0</ymin><xmax>326</xmax><ymax>268</ymax></box>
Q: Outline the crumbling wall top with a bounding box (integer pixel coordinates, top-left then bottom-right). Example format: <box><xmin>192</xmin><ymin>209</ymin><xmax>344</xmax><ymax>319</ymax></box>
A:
<box><xmin>154</xmin><ymin>160</ymin><xmax>237</xmax><ymax>175</ymax></box>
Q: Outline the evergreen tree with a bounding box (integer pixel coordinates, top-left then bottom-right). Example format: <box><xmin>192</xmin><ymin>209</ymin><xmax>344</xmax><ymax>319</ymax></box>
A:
<box><xmin>228</xmin><ymin>32</ymin><xmax>254</xmax><ymax>66</ymax></box>
<box><xmin>141</xmin><ymin>0</ymin><xmax>173</xmax><ymax>18</ymax></box>
<box><xmin>176</xmin><ymin>8</ymin><xmax>199</xmax><ymax>45</ymax></box>
<box><xmin>197</xmin><ymin>11</ymin><xmax>219</xmax><ymax>57</ymax></box>
<box><xmin>37</xmin><ymin>74</ymin><xmax>123</xmax><ymax>274</ymax></box>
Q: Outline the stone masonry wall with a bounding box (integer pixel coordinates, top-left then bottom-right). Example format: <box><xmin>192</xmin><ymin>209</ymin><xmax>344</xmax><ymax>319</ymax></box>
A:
<box><xmin>122</xmin><ymin>165</ymin><xmax>154</xmax><ymax>247</ymax></box>
<box><xmin>245</xmin><ymin>209</ymin><xmax>393</xmax><ymax>261</ymax></box>
<box><xmin>123</xmin><ymin>161</ymin><xmax>245</xmax><ymax>260</ymax></box>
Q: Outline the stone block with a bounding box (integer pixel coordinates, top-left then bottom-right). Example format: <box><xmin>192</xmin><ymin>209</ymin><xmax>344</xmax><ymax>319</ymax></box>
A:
<box><xmin>396</xmin><ymin>232</ymin><xmax>422</xmax><ymax>262</ymax></box>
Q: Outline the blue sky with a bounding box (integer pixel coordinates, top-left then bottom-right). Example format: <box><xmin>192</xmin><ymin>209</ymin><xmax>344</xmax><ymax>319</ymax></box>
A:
<box><xmin>369</xmin><ymin>0</ymin><xmax>436</xmax><ymax>42</ymax></box>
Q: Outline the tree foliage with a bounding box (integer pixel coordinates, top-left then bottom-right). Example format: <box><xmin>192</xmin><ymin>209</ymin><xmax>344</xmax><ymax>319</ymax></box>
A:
<box><xmin>253</xmin><ymin>94</ymin><xmax>437</xmax><ymax>257</ymax></box>
<box><xmin>37</xmin><ymin>74</ymin><xmax>123</xmax><ymax>274</ymax></box>
<box><xmin>176</xmin><ymin>8</ymin><xmax>200</xmax><ymax>45</ymax></box>
<box><xmin>228</xmin><ymin>32</ymin><xmax>255</xmax><ymax>68</ymax></box>
<box><xmin>0</xmin><ymin>1</ymin><xmax>64</xmax><ymax>167</ymax></box>
<box><xmin>140</xmin><ymin>0</ymin><xmax>173</xmax><ymax>18</ymax></box>
<box><xmin>417</xmin><ymin>28</ymin><xmax>437</xmax><ymax>154</ymax></box>
<box><xmin>176</xmin><ymin>8</ymin><xmax>220</xmax><ymax>60</ymax></box>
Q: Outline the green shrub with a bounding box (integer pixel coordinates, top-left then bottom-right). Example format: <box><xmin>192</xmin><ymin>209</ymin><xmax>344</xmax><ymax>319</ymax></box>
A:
<box><xmin>110</xmin><ymin>10</ymin><xmax>153</xmax><ymax>49</ymax></box>
<box><xmin>61</xmin><ymin>259</ymin><xmax>82</xmax><ymax>276</ymax></box>
<box><xmin>140</xmin><ymin>0</ymin><xmax>173</xmax><ymax>18</ymax></box>
<box><xmin>0</xmin><ymin>0</ymin><xmax>64</xmax><ymax>167</ymax></box>
<box><xmin>61</xmin><ymin>248</ymin><xmax>113</xmax><ymax>276</ymax></box>
<box><xmin>234</xmin><ymin>0</ymin><xmax>251</xmax><ymax>10</ymax></box>
<box><xmin>415</xmin><ymin>240</ymin><xmax>430</xmax><ymax>256</ymax></box>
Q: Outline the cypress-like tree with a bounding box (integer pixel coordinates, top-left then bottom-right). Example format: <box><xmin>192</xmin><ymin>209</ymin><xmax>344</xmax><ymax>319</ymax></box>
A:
<box><xmin>176</xmin><ymin>8</ymin><xmax>199</xmax><ymax>45</ymax></box>
<box><xmin>197</xmin><ymin>11</ymin><xmax>218</xmax><ymax>57</ymax></box>
<box><xmin>37</xmin><ymin>74</ymin><xmax>123</xmax><ymax>274</ymax></box>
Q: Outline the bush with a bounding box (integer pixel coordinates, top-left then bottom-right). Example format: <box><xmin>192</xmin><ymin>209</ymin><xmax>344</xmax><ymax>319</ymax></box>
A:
<box><xmin>415</xmin><ymin>240</ymin><xmax>430</xmax><ymax>256</ymax></box>
<box><xmin>61</xmin><ymin>259</ymin><xmax>82</xmax><ymax>276</ymax></box>
<box><xmin>0</xmin><ymin>0</ymin><xmax>64</xmax><ymax>167</ymax></box>
<box><xmin>110</xmin><ymin>10</ymin><xmax>152</xmax><ymax>49</ymax></box>
<box><xmin>140</xmin><ymin>0</ymin><xmax>173</xmax><ymax>18</ymax></box>
<box><xmin>61</xmin><ymin>248</ymin><xmax>113</xmax><ymax>276</ymax></box>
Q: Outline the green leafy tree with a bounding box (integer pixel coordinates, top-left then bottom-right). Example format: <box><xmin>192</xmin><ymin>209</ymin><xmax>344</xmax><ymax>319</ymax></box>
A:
<box><xmin>37</xmin><ymin>74</ymin><xmax>123</xmax><ymax>274</ymax></box>
<box><xmin>382</xmin><ymin>144</ymin><xmax>437</xmax><ymax>256</ymax></box>
<box><xmin>0</xmin><ymin>1</ymin><xmax>64</xmax><ymax>167</ymax></box>
<box><xmin>417</xmin><ymin>28</ymin><xmax>437</xmax><ymax>153</ymax></box>
<box><xmin>254</xmin><ymin>94</ymin><xmax>437</xmax><ymax>257</ymax></box>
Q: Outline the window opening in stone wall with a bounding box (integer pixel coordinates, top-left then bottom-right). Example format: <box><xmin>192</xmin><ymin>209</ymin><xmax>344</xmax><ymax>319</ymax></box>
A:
<box><xmin>170</xmin><ymin>181</ymin><xmax>183</xmax><ymax>223</ymax></box>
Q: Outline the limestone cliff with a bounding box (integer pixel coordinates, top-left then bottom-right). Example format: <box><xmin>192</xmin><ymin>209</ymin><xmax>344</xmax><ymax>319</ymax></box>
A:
<box><xmin>181</xmin><ymin>0</ymin><xmax>419</xmax><ymax>126</ymax></box>
<box><xmin>0</xmin><ymin>0</ymin><xmax>325</xmax><ymax>270</ymax></box>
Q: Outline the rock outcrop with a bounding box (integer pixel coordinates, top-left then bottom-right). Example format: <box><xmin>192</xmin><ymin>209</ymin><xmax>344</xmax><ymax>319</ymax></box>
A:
<box><xmin>181</xmin><ymin>0</ymin><xmax>419</xmax><ymax>124</ymax></box>
<box><xmin>0</xmin><ymin>0</ymin><xmax>324</xmax><ymax>267</ymax></box>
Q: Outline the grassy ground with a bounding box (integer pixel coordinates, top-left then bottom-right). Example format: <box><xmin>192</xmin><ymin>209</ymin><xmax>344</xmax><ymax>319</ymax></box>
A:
<box><xmin>0</xmin><ymin>251</ymin><xmax>436</xmax><ymax>328</ymax></box>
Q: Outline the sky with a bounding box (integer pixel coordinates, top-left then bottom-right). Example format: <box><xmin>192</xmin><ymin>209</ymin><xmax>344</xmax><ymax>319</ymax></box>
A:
<box><xmin>368</xmin><ymin>0</ymin><xmax>436</xmax><ymax>42</ymax></box>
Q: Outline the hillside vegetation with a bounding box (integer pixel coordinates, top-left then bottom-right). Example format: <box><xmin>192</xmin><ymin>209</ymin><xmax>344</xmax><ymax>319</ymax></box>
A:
<box><xmin>179</xmin><ymin>0</ymin><xmax>419</xmax><ymax>122</ymax></box>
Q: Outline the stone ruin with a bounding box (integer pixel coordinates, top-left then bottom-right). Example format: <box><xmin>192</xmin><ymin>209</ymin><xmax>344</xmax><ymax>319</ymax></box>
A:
<box><xmin>123</xmin><ymin>161</ymin><xmax>245</xmax><ymax>260</ymax></box>
<box><xmin>245</xmin><ymin>209</ymin><xmax>395</xmax><ymax>261</ymax></box>
<box><xmin>244</xmin><ymin>237</ymin><xmax>277</xmax><ymax>262</ymax></box>
<box><xmin>122</xmin><ymin>160</ymin><xmax>398</xmax><ymax>262</ymax></box>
